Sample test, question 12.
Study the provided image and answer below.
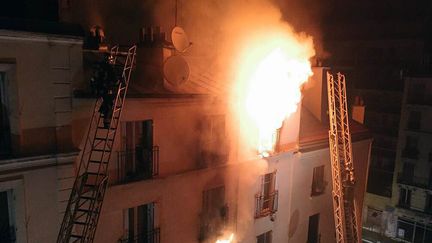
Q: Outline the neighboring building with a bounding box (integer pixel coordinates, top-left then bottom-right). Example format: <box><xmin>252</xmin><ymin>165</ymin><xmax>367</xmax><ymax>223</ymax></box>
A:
<box><xmin>389</xmin><ymin>76</ymin><xmax>432</xmax><ymax>242</ymax></box>
<box><xmin>0</xmin><ymin>21</ymin><xmax>83</xmax><ymax>242</ymax></box>
<box><xmin>322</xmin><ymin>4</ymin><xmax>432</xmax><ymax>240</ymax></box>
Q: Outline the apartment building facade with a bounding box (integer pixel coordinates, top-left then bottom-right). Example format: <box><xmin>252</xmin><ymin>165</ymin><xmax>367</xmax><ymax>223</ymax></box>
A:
<box><xmin>0</xmin><ymin>22</ymin><xmax>83</xmax><ymax>243</ymax></box>
<box><xmin>388</xmin><ymin>76</ymin><xmax>432</xmax><ymax>242</ymax></box>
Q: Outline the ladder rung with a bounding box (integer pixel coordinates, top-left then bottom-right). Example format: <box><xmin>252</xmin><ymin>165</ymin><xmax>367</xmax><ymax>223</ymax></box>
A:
<box><xmin>97</xmin><ymin>126</ymin><xmax>116</xmax><ymax>130</ymax></box>
<box><xmin>80</xmin><ymin>195</ymin><xmax>97</xmax><ymax>200</ymax></box>
<box><xmin>73</xmin><ymin>221</ymin><xmax>87</xmax><ymax>225</ymax></box>
<box><xmin>88</xmin><ymin>160</ymin><xmax>108</xmax><ymax>164</ymax></box>
<box><xmin>86</xmin><ymin>172</ymin><xmax>105</xmax><ymax>176</ymax></box>
<box><xmin>94</xmin><ymin>138</ymin><xmax>114</xmax><ymax>141</ymax></box>
<box><xmin>93</xmin><ymin>149</ymin><xmax>111</xmax><ymax>152</ymax></box>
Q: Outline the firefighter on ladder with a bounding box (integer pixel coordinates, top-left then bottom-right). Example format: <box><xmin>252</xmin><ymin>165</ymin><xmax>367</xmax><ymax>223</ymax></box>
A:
<box><xmin>90</xmin><ymin>54</ymin><xmax>118</xmax><ymax>128</ymax></box>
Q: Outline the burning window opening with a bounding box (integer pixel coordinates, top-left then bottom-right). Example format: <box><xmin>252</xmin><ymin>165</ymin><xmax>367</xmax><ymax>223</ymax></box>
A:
<box><xmin>235</xmin><ymin>32</ymin><xmax>314</xmax><ymax>158</ymax></box>
<box><xmin>215</xmin><ymin>233</ymin><xmax>234</xmax><ymax>243</ymax></box>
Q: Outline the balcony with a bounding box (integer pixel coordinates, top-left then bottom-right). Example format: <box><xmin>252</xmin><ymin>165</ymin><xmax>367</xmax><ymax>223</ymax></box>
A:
<box><xmin>401</xmin><ymin>148</ymin><xmax>419</xmax><ymax>160</ymax></box>
<box><xmin>397</xmin><ymin>173</ymin><xmax>432</xmax><ymax>190</ymax></box>
<box><xmin>255</xmin><ymin>191</ymin><xmax>278</xmax><ymax>218</ymax></box>
<box><xmin>115</xmin><ymin>146</ymin><xmax>159</xmax><ymax>184</ymax></box>
<box><xmin>118</xmin><ymin>227</ymin><xmax>160</xmax><ymax>243</ymax></box>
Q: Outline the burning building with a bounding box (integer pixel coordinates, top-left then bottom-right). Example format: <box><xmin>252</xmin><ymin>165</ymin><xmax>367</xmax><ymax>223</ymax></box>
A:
<box><xmin>0</xmin><ymin>1</ymin><xmax>374</xmax><ymax>243</ymax></box>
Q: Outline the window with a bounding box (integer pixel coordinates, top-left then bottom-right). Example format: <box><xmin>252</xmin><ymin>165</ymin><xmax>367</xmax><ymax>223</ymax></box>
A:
<box><xmin>199</xmin><ymin>186</ymin><xmax>228</xmax><ymax>242</ymax></box>
<box><xmin>0</xmin><ymin>72</ymin><xmax>11</xmax><ymax>157</ymax></box>
<box><xmin>402</xmin><ymin>136</ymin><xmax>418</xmax><ymax>159</ymax></box>
<box><xmin>407</xmin><ymin>111</ymin><xmax>421</xmax><ymax>130</ymax></box>
<box><xmin>426</xmin><ymin>194</ymin><xmax>432</xmax><ymax>213</ymax></box>
<box><xmin>311</xmin><ymin>165</ymin><xmax>325</xmax><ymax>196</ymax></box>
<box><xmin>307</xmin><ymin>214</ymin><xmax>320</xmax><ymax>243</ymax></box>
<box><xmin>255</xmin><ymin>172</ymin><xmax>278</xmax><ymax>218</ymax></box>
<box><xmin>0</xmin><ymin>190</ymin><xmax>15</xmax><ymax>243</ymax></box>
<box><xmin>397</xmin><ymin>218</ymin><xmax>432</xmax><ymax>243</ymax></box>
<box><xmin>117</xmin><ymin>120</ymin><xmax>158</xmax><ymax>183</ymax></box>
<box><xmin>121</xmin><ymin>202</ymin><xmax>159</xmax><ymax>243</ymax></box>
<box><xmin>399</xmin><ymin>188</ymin><xmax>411</xmax><ymax>208</ymax></box>
<box><xmin>257</xmin><ymin>231</ymin><xmax>272</xmax><ymax>243</ymax></box>
<box><xmin>200</xmin><ymin>115</ymin><xmax>227</xmax><ymax>167</ymax></box>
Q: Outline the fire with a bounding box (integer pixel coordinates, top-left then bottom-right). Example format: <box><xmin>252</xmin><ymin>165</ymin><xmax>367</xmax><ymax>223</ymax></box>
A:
<box><xmin>216</xmin><ymin>233</ymin><xmax>234</xmax><ymax>243</ymax></box>
<box><xmin>234</xmin><ymin>31</ymin><xmax>314</xmax><ymax>156</ymax></box>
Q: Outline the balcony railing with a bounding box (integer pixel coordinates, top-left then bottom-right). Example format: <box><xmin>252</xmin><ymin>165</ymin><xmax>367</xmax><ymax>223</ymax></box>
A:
<box><xmin>401</xmin><ymin>148</ymin><xmax>419</xmax><ymax>160</ymax></box>
<box><xmin>115</xmin><ymin>146</ymin><xmax>159</xmax><ymax>184</ymax></box>
<box><xmin>118</xmin><ymin>227</ymin><xmax>160</xmax><ymax>243</ymax></box>
<box><xmin>397</xmin><ymin>173</ymin><xmax>432</xmax><ymax>189</ymax></box>
<box><xmin>255</xmin><ymin>191</ymin><xmax>278</xmax><ymax>218</ymax></box>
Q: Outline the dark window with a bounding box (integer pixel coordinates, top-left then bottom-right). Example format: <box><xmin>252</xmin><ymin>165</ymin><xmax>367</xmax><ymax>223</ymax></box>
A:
<box><xmin>117</xmin><ymin>120</ymin><xmax>158</xmax><ymax>183</ymax></box>
<box><xmin>0</xmin><ymin>191</ymin><xmax>15</xmax><ymax>243</ymax></box>
<box><xmin>121</xmin><ymin>202</ymin><xmax>159</xmax><ymax>243</ymax></box>
<box><xmin>255</xmin><ymin>172</ymin><xmax>278</xmax><ymax>218</ymax></box>
<box><xmin>311</xmin><ymin>165</ymin><xmax>325</xmax><ymax>196</ymax></box>
<box><xmin>403</xmin><ymin>136</ymin><xmax>419</xmax><ymax>159</ymax></box>
<box><xmin>0</xmin><ymin>72</ymin><xmax>11</xmax><ymax>157</ymax></box>
<box><xmin>307</xmin><ymin>213</ymin><xmax>320</xmax><ymax>243</ymax></box>
<box><xmin>257</xmin><ymin>231</ymin><xmax>272</xmax><ymax>243</ymax></box>
<box><xmin>407</xmin><ymin>111</ymin><xmax>421</xmax><ymax>130</ymax></box>
<box><xmin>200</xmin><ymin>115</ymin><xmax>227</xmax><ymax>167</ymax></box>
<box><xmin>399</xmin><ymin>188</ymin><xmax>411</xmax><ymax>208</ymax></box>
<box><xmin>425</xmin><ymin>194</ymin><xmax>432</xmax><ymax>213</ymax></box>
<box><xmin>199</xmin><ymin>186</ymin><xmax>227</xmax><ymax>242</ymax></box>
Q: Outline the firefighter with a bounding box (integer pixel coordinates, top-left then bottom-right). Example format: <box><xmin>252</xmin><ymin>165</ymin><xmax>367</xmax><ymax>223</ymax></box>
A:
<box><xmin>91</xmin><ymin>54</ymin><xmax>118</xmax><ymax>128</ymax></box>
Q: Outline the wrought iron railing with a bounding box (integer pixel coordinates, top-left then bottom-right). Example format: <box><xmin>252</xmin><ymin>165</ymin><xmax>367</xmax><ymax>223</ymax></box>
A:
<box><xmin>254</xmin><ymin>191</ymin><xmax>278</xmax><ymax>218</ymax></box>
<box><xmin>115</xmin><ymin>146</ymin><xmax>159</xmax><ymax>184</ymax></box>
<box><xmin>118</xmin><ymin>227</ymin><xmax>160</xmax><ymax>243</ymax></box>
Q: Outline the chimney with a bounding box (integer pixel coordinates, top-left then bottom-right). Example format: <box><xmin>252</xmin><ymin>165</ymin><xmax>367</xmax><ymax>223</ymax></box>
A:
<box><xmin>351</xmin><ymin>96</ymin><xmax>365</xmax><ymax>124</ymax></box>
<box><xmin>302</xmin><ymin>66</ymin><xmax>331</xmax><ymax>124</ymax></box>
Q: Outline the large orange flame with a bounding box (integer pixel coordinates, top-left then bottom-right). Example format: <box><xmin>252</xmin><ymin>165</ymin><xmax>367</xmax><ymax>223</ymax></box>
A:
<box><xmin>216</xmin><ymin>233</ymin><xmax>234</xmax><ymax>243</ymax></box>
<box><xmin>235</xmin><ymin>31</ymin><xmax>314</xmax><ymax>156</ymax></box>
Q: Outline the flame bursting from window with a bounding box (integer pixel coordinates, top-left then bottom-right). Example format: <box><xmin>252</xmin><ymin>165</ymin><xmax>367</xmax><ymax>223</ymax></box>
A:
<box><xmin>216</xmin><ymin>233</ymin><xmax>234</xmax><ymax>243</ymax></box>
<box><xmin>234</xmin><ymin>31</ymin><xmax>315</xmax><ymax>156</ymax></box>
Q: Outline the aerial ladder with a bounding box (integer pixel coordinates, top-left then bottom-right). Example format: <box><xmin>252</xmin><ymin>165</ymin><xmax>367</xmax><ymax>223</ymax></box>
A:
<box><xmin>327</xmin><ymin>72</ymin><xmax>359</xmax><ymax>243</ymax></box>
<box><xmin>57</xmin><ymin>45</ymin><xmax>137</xmax><ymax>243</ymax></box>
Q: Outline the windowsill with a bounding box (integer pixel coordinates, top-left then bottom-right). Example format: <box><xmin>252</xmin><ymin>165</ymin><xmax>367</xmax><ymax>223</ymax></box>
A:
<box><xmin>0</xmin><ymin>152</ymin><xmax>78</xmax><ymax>173</ymax></box>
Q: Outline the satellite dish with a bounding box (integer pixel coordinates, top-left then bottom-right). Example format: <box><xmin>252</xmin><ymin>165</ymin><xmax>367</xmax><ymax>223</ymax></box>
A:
<box><xmin>163</xmin><ymin>55</ymin><xmax>190</xmax><ymax>88</ymax></box>
<box><xmin>171</xmin><ymin>26</ymin><xmax>191</xmax><ymax>52</ymax></box>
